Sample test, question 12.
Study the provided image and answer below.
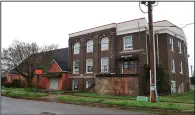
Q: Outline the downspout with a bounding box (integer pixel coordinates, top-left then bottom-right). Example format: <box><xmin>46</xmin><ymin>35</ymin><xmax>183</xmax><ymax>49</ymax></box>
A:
<box><xmin>146</xmin><ymin>30</ymin><xmax>148</xmax><ymax>65</ymax></box>
<box><xmin>156</xmin><ymin>32</ymin><xmax>159</xmax><ymax>66</ymax></box>
<box><xmin>154</xmin><ymin>31</ymin><xmax>158</xmax><ymax>102</ymax></box>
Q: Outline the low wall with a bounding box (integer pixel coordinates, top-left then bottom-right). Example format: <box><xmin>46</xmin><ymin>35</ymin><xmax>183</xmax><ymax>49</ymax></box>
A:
<box><xmin>95</xmin><ymin>76</ymin><xmax>138</xmax><ymax>96</ymax></box>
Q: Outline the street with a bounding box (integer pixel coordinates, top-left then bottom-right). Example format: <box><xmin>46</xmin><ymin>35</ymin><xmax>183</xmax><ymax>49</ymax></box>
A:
<box><xmin>2</xmin><ymin>96</ymin><xmax>154</xmax><ymax>115</ymax></box>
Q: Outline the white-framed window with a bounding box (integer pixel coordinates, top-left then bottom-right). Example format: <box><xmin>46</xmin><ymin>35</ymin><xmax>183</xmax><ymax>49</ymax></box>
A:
<box><xmin>171</xmin><ymin>59</ymin><xmax>175</xmax><ymax>73</ymax></box>
<box><xmin>170</xmin><ymin>38</ymin><xmax>174</xmax><ymax>51</ymax></box>
<box><xmin>73</xmin><ymin>60</ymin><xmax>79</xmax><ymax>73</ymax></box>
<box><xmin>74</xmin><ymin>42</ymin><xmax>80</xmax><ymax>54</ymax></box>
<box><xmin>101</xmin><ymin>57</ymin><xmax>109</xmax><ymax>73</ymax></box>
<box><xmin>72</xmin><ymin>80</ymin><xmax>79</xmax><ymax>90</ymax></box>
<box><xmin>86</xmin><ymin>81</ymin><xmax>89</xmax><ymax>88</ymax></box>
<box><xmin>87</xmin><ymin>40</ymin><xmax>93</xmax><ymax>53</ymax></box>
<box><xmin>86</xmin><ymin>59</ymin><xmax>93</xmax><ymax>73</ymax></box>
<box><xmin>123</xmin><ymin>36</ymin><xmax>133</xmax><ymax>50</ymax></box>
<box><xmin>178</xmin><ymin>41</ymin><xmax>182</xmax><ymax>53</ymax></box>
<box><xmin>101</xmin><ymin>37</ymin><xmax>109</xmax><ymax>51</ymax></box>
<box><xmin>180</xmin><ymin>61</ymin><xmax>183</xmax><ymax>74</ymax></box>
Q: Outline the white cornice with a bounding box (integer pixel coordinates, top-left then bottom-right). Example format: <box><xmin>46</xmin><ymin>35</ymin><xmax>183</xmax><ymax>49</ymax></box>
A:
<box><xmin>69</xmin><ymin>23</ymin><xmax>116</xmax><ymax>38</ymax></box>
<box><xmin>116</xmin><ymin>26</ymin><xmax>147</xmax><ymax>35</ymax></box>
<box><xmin>68</xmin><ymin>19</ymin><xmax>187</xmax><ymax>45</ymax></box>
<box><xmin>155</xmin><ymin>28</ymin><xmax>187</xmax><ymax>45</ymax></box>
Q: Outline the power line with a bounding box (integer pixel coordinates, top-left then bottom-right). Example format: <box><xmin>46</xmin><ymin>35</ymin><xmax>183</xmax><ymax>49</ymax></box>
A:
<box><xmin>182</xmin><ymin>23</ymin><xmax>194</xmax><ymax>28</ymax></box>
<box><xmin>139</xmin><ymin>2</ymin><xmax>148</xmax><ymax>14</ymax></box>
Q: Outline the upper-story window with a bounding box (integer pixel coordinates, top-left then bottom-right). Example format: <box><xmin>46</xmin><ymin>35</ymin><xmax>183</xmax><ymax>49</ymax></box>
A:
<box><xmin>180</xmin><ymin>61</ymin><xmax>183</xmax><ymax>74</ymax></box>
<box><xmin>123</xmin><ymin>36</ymin><xmax>133</xmax><ymax>50</ymax></box>
<box><xmin>178</xmin><ymin>41</ymin><xmax>182</xmax><ymax>54</ymax></box>
<box><xmin>74</xmin><ymin>42</ymin><xmax>80</xmax><ymax>54</ymax></box>
<box><xmin>170</xmin><ymin>38</ymin><xmax>174</xmax><ymax>51</ymax></box>
<box><xmin>101</xmin><ymin>37</ymin><xmax>109</xmax><ymax>51</ymax></box>
<box><xmin>87</xmin><ymin>40</ymin><xmax>93</xmax><ymax>53</ymax></box>
<box><xmin>171</xmin><ymin>59</ymin><xmax>175</xmax><ymax>73</ymax></box>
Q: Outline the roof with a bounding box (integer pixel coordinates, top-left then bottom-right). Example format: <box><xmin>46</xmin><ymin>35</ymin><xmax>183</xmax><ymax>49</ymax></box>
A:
<box><xmin>9</xmin><ymin>47</ymin><xmax>69</xmax><ymax>74</ymax></box>
<box><xmin>51</xmin><ymin>48</ymin><xmax>69</xmax><ymax>71</ymax></box>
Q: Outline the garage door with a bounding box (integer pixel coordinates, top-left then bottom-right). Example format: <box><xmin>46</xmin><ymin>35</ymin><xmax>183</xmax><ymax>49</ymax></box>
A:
<box><xmin>50</xmin><ymin>78</ymin><xmax>58</xmax><ymax>90</ymax></box>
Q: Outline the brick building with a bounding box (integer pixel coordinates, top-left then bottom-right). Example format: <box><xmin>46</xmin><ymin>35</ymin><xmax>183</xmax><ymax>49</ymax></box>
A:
<box><xmin>68</xmin><ymin>18</ymin><xmax>189</xmax><ymax>95</ymax></box>
<box><xmin>5</xmin><ymin>48</ymin><xmax>70</xmax><ymax>91</ymax></box>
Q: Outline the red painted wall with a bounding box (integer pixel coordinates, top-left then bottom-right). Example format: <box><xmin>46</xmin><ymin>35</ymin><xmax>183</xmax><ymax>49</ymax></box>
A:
<box><xmin>5</xmin><ymin>60</ymin><xmax>70</xmax><ymax>91</ymax></box>
<box><xmin>45</xmin><ymin>60</ymin><xmax>70</xmax><ymax>90</ymax></box>
<box><xmin>5</xmin><ymin>74</ymin><xmax>27</xmax><ymax>87</ymax></box>
<box><xmin>47</xmin><ymin>61</ymin><xmax>62</xmax><ymax>73</ymax></box>
<box><xmin>32</xmin><ymin>75</ymin><xmax>48</xmax><ymax>89</ymax></box>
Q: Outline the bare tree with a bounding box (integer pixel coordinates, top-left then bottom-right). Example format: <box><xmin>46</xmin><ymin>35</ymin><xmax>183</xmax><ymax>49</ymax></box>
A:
<box><xmin>1</xmin><ymin>40</ymin><xmax>58</xmax><ymax>87</ymax></box>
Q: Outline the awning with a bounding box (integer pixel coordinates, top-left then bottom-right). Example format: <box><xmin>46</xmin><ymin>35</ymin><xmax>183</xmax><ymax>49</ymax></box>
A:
<box><xmin>42</xmin><ymin>72</ymin><xmax>62</xmax><ymax>78</ymax></box>
<box><xmin>117</xmin><ymin>49</ymin><xmax>144</xmax><ymax>60</ymax></box>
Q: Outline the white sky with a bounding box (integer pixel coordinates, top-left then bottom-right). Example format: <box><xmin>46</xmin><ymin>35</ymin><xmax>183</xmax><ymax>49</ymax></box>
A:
<box><xmin>2</xmin><ymin>2</ymin><xmax>194</xmax><ymax>75</ymax></box>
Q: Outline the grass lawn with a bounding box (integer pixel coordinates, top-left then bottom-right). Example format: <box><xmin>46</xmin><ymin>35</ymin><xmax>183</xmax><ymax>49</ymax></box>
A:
<box><xmin>159</xmin><ymin>90</ymin><xmax>194</xmax><ymax>104</ymax></box>
<box><xmin>1</xmin><ymin>87</ymin><xmax>48</xmax><ymax>98</ymax></box>
<box><xmin>73</xmin><ymin>90</ymin><xmax>194</xmax><ymax>104</ymax></box>
<box><xmin>57</xmin><ymin>95</ymin><xmax>194</xmax><ymax>111</ymax></box>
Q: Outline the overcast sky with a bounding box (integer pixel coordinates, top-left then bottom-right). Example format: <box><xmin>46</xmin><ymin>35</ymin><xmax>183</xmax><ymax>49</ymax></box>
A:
<box><xmin>2</xmin><ymin>2</ymin><xmax>194</xmax><ymax>75</ymax></box>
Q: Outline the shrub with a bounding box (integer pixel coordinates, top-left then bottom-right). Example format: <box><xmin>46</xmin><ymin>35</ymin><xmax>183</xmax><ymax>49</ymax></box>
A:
<box><xmin>12</xmin><ymin>79</ymin><xmax>22</xmax><ymax>88</ymax></box>
<box><xmin>190</xmin><ymin>76</ymin><xmax>194</xmax><ymax>85</ymax></box>
<box><xmin>4</xmin><ymin>83</ymin><xmax>13</xmax><ymax>88</ymax></box>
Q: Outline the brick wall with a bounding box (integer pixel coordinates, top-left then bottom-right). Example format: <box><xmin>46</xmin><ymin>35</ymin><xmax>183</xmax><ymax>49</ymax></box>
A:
<box><xmin>95</xmin><ymin>76</ymin><xmax>138</xmax><ymax>96</ymax></box>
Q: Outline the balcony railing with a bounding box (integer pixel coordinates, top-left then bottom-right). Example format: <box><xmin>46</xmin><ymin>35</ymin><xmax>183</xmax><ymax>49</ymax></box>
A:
<box><xmin>100</xmin><ymin>66</ymin><xmax>144</xmax><ymax>75</ymax></box>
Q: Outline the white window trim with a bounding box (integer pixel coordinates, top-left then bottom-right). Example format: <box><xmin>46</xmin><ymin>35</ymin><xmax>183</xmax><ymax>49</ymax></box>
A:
<box><xmin>178</xmin><ymin>41</ymin><xmax>182</xmax><ymax>54</ymax></box>
<box><xmin>170</xmin><ymin>38</ymin><xmax>174</xmax><ymax>51</ymax></box>
<box><xmin>171</xmin><ymin>59</ymin><xmax>175</xmax><ymax>73</ymax></box>
<box><xmin>123</xmin><ymin>36</ymin><xmax>133</xmax><ymax>50</ymax></box>
<box><xmin>86</xmin><ymin>59</ymin><xmax>93</xmax><ymax>73</ymax></box>
<box><xmin>180</xmin><ymin>61</ymin><xmax>183</xmax><ymax>74</ymax></box>
<box><xmin>74</xmin><ymin>43</ymin><xmax>80</xmax><ymax>54</ymax></box>
<box><xmin>101</xmin><ymin>37</ymin><xmax>109</xmax><ymax>51</ymax></box>
<box><xmin>101</xmin><ymin>57</ymin><xmax>109</xmax><ymax>73</ymax></box>
<box><xmin>87</xmin><ymin>40</ymin><xmax>93</xmax><ymax>53</ymax></box>
<box><xmin>73</xmin><ymin>60</ymin><xmax>79</xmax><ymax>74</ymax></box>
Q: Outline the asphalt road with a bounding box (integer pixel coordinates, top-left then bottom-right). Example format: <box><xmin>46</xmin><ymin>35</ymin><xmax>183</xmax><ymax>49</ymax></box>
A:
<box><xmin>2</xmin><ymin>96</ymin><xmax>155</xmax><ymax>115</ymax></box>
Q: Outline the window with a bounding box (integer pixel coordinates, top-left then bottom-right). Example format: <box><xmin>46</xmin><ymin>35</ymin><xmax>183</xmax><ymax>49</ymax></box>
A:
<box><xmin>178</xmin><ymin>41</ymin><xmax>182</xmax><ymax>53</ymax></box>
<box><xmin>123</xmin><ymin>62</ymin><xmax>128</xmax><ymax>69</ymax></box>
<box><xmin>101</xmin><ymin>37</ymin><xmax>109</xmax><ymax>51</ymax></box>
<box><xmin>129</xmin><ymin>61</ymin><xmax>135</xmax><ymax>72</ymax></box>
<box><xmin>171</xmin><ymin>59</ymin><xmax>175</xmax><ymax>73</ymax></box>
<box><xmin>101</xmin><ymin>57</ymin><xmax>109</xmax><ymax>73</ymax></box>
<box><xmin>73</xmin><ymin>80</ymin><xmax>79</xmax><ymax>90</ymax></box>
<box><xmin>170</xmin><ymin>38</ymin><xmax>174</xmax><ymax>51</ymax></box>
<box><xmin>74</xmin><ymin>42</ymin><xmax>80</xmax><ymax>54</ymax></box>
<box><xmin>87</xmin><ymin>40</ymin><xmax>93</xmax><ymax>53</ymax></box>
<box><xmin>86</xmin><ymin>59</ymin><xmax>93</xmax><ymax>73</ymax></box>
<box><xmin>86</xmin><ymin>81</ymin><xmax>89</xmax><ymax>88</ymax></box>
<box><xmin>123</xmin><ymin>36</ymin><xmax>133</xmax><ymax>50</ymax></box>
<box><xmin>180</xmin><ymin>61</ymin><xmax>183</xmax><ymax>74</ymax></box>
<box><xmin>73</xmin><ymin>60</ymin><xmax>79</xmax><ymax>73</ymax></box>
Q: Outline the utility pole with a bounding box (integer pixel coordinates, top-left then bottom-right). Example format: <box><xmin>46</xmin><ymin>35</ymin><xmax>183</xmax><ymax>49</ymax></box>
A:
<box><xmin>148</xmin><ymin>1</ymin><xmax>157</xmax><ymax>103</ymax></box>
<box><xmin>141</xmin><ymin>1</ymin><xmax>157</xmax><ymax>103</ymax></box>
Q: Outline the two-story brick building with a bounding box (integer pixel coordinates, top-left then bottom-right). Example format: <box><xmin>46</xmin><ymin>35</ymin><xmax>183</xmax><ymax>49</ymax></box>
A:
<box><xmin>68</xmin><ymin>18</ymin><xmax>189</xmax><ymax>95</ymax></box>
